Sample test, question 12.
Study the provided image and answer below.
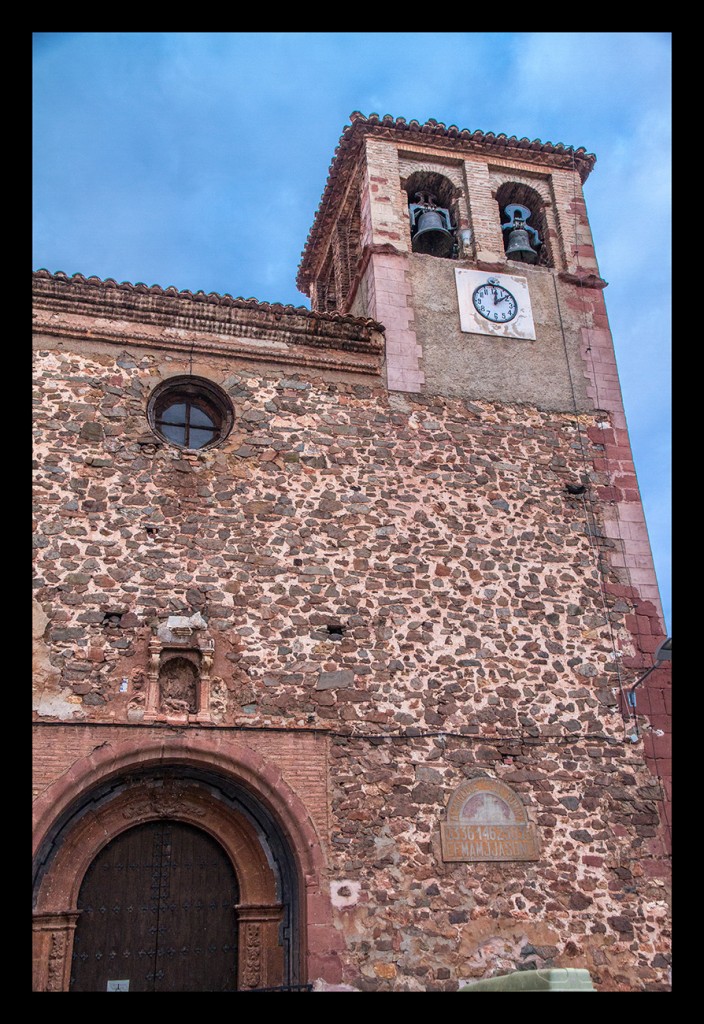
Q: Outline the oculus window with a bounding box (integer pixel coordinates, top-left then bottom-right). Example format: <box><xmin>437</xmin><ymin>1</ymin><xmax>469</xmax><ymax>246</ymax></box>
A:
<box><xmin>148</xmin><ymin>376</ymin><xmax>233</xmax><ymax>451</ymax></box>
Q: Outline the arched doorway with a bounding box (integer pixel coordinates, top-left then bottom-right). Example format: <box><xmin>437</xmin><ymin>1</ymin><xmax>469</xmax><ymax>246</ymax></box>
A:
<box><xmin>33</xmin><ymin>735</ymin><xmax>341</xmax><ymax>992</ymax></box>
<box><xmin>34</xmin><ymin>765</ymin><xmax>300</xmax><ymax>990</ymax></box>
<box><xmin>70</xmin><ymin>820</ymin><xmax>239</xmax><ymax>992</ymax></box>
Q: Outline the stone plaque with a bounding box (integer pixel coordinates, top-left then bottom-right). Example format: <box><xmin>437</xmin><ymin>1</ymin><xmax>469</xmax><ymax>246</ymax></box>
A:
<box><xmin>440</xmin><ymin>778</ymin><xmax>539</xmax><ymax>862</ymax></box>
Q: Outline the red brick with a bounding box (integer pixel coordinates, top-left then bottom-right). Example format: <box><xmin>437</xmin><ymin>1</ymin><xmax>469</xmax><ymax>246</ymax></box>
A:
<box><xmin>643</xmin><ymin>733</ymin><xmax>671</xmax><ymax>760</ymax></box>
<box><xmin>641</xmin><ymin>860</ymin><xmax>671</xmax><ymax>879</ymax></box>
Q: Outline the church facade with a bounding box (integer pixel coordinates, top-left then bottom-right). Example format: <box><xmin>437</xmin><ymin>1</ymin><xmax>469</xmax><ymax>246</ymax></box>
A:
<box><xmin>32</xmin><ymin>112</ymin><xmax>671</xmax><ymax>992</ymax></box>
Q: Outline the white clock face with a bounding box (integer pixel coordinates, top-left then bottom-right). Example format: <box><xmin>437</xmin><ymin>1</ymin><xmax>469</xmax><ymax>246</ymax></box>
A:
<box><xmin>455</xmin><ymin>269</ymin><xmax>536</xmax><ymax>340</ymax></box>
<box><xmin>472</xmin><ymin>283</ymin><xmax>518</xmax><ymax>323</ymax></box>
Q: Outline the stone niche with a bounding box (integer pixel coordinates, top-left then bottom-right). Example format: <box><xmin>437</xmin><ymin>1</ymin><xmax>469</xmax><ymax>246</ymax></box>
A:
<box><xmin>142</xmin><ymin>614</ymin><xmax>215</xmax><ymax>724</ymax></box>
<box><xmin>440</xmin><ymin>777</ymin><xmax>539</xmax><ymax>863</ymax></box>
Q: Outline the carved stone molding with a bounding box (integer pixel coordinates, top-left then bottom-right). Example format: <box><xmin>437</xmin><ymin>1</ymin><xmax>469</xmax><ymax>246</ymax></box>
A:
<box><xmin>243</xmin><ymin>922</ymin><xmax>262</xmax><ymax>988</ymax></box>
<box><xmin>236</xmin><ymin>904</ymin><xmax>284</xmax><ymax>990</ymax></box>
<box><xmin>32</xmin><ymin>911</ymin><xmax>81</xmax><ymax>992</ymax></box>
<box><xmin>143</xmin><ymin>621</ymin><xmax>215</xmax><ymax>724</ymax></box>
<box><xmin>121</xmin><ymin>778</ymin><xmax>208</xmax><ymax>820</ymax></box>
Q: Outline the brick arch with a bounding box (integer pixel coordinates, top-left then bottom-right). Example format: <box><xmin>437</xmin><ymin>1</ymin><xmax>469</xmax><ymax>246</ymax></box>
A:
<box><xmin>32</xmin><ymin>735</ymin><xmax>339</xmax><ymax>991</ymax></box>
<box><xmin>402</xmin><ymin>168</ymin><xmax>460</xmax><ymax>213</ymax></box>
<box><xmin>34</xmin><ymin>776</ymin><xmax>279</xmax><ymax>912</ymax></box>
<box><xmin>490</xmin><ymin>172</ymin><xmax>552</xmax><ymax>206</ymax></box>
<box><xmin>493</xmin><ymin>178</ymin><xmax>554</xmax><ymax>268</ymax></box>
<box><xmin>33</xmin><ymin>734</ymin><xmax>324</xmax><ymax>876</ymax></box>
<box><xmin>399</xmin><ymin>159</ymin><xmax>470</xmax><ymax>233</ymax></box>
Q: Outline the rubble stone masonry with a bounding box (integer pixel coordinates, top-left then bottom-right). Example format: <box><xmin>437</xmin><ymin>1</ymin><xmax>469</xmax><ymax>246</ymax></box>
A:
<box><xmin>33</xmin><ymin>301</ymin><xmax>671</xmax><ymax>990</ymax></box>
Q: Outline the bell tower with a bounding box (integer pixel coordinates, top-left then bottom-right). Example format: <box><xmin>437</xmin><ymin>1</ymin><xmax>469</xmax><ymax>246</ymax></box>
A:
<box><xmin>297</xmin><ymin>112</ymin><xmax>670</xmax><ymax>830</ymax></box>
<box><xmin>297</xmin><ymin>110</ymin><xmax>602</xmax><ymax>406</ymax></box>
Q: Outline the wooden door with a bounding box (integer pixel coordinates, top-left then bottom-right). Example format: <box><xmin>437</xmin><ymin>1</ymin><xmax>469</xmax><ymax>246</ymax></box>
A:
<box><xmin>70</xmin><ymin>820</ymin><xmax>239</xmax><ymax>992</ymax></box>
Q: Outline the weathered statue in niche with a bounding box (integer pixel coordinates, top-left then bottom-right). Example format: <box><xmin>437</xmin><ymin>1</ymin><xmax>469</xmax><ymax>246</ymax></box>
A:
<box><xmin>158</xmin><ymin>655</ymin><xmax>199</xmax><ymax>714</ymax></box>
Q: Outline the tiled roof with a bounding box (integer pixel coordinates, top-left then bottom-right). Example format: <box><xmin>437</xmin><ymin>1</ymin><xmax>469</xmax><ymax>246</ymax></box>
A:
<box><xmin>296</xmin><ymin>111</ymin><xmax>597</xmax><ymax>292</ymax></box>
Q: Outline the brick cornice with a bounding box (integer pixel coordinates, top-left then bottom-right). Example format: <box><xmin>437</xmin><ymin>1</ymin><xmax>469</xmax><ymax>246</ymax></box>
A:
<box><xmin>297</xmin><ymin>111</ymin><xmax>597</xmax><ymax>293</ymax></box>
<box><xmin>33</xmin><ymin>270</ymin><xmax>385</xmax><ymax>376</ymax></box>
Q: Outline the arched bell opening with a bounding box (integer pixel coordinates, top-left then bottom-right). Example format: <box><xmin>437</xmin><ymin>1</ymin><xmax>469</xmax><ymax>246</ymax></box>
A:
<box><xmin>404</xmin><ymin>171</ymin><xmax>459</xmax><ymax>259</ymax></box>
<box><xmin>32</xmin><ymin>751</ymin><xmax>313</xmax><ymax>992</ymax></box>
<box><xmin>495</xmin><ymin>182</ymin><xmax>552</xmax><ymax>267</ymax></box>
<box><xmin>319</xmin><ymin>255</ymin><xmax>339</xmax><ymax>313</ymax></box>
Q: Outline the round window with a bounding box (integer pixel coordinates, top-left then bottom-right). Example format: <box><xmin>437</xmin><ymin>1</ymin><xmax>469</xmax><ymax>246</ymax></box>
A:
<box><xmin>147</xmin><ymin>376</ymin><xmax>233</xmax><ymax>451</ymax></box>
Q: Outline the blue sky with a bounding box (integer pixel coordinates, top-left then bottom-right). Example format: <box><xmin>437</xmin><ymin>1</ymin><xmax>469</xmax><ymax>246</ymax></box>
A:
<box><xmin>32</xmin><ymin>32</ymin><xmax>671</xmax><ymax>633</ymax></box>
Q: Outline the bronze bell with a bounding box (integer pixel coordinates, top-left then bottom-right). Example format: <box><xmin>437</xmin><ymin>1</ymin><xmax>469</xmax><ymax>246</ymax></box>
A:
<box><xmin>409</xmin><ymin>194</ymin><xmax>455</xmax><ymax>258</ymax></box>
<box><xmin>502</xmin><ymin>203</ymin><xmax>542</xmax><ymax>264</ymax></box>
<box><xmin>505</xmin><ymin>224</ymin><xmax>537</xmax><ymax>263</ymax></box>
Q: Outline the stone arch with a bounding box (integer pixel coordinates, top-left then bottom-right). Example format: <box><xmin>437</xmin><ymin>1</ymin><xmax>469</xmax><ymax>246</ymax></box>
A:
<box><xmin>32</xmin><ymin>736</ymin><xmax>337</xmax><ymax>991</ymax></box>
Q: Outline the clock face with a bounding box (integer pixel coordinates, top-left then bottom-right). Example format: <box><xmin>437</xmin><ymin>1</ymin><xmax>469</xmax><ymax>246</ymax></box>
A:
<box><xmin>455</xmin><ymin>269</ymin><xmax>536</xmax><ymax>340</ymax></box>
<box><xmin>472</xmin><ymin>282</ymin><xmax>518</xmax><ymax>323</ymax></box>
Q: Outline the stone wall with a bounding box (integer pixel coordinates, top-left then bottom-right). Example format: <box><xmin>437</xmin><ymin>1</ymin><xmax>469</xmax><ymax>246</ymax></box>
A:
<box><xmin>32</xmin><ymin>330</ymin><xmax>670</xmax><ymax>990</ymax></box>
<box><xmin>34</xmin><ymin>341</ymin><xmax>633</xmax><ymax>728</ymax></box>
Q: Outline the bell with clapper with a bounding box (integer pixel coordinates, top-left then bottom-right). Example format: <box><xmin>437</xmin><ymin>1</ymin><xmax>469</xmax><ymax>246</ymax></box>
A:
<box><xmin>502</xmin><ymin>204</ymin><xmax>542</xmax><ymax>264</ymax></box>
<box><xmin>409</xmin><ymin>191</ymin><xmax>455</xmax><ymax>258</ymax></box>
